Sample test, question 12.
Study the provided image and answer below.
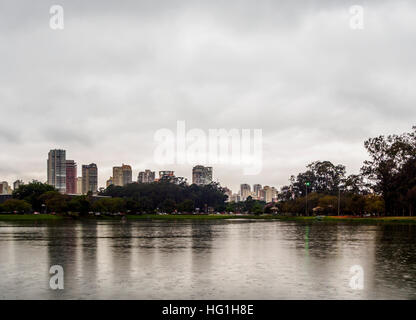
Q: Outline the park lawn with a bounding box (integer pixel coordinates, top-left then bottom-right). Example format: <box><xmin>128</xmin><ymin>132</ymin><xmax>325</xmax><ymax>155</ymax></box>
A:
<box><xmin>0</xmin><ymin>214</ymin><xmax>64</xmax><ymax>221</ymax></box>
<box><xmin>126</xmin><ymin>214</ymin><xmax>278</xmax><ymax>220</ymax></box>
<box><xmin>1</xmin><ymin>213</ymin><xmax>415</xmax><ymax>224</ymax></box>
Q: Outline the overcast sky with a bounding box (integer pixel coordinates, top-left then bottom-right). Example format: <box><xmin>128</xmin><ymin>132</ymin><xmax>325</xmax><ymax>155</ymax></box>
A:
<box><xmin>1</xmin><ymin>0</ymin><xmax>415</xmax><ymax>193</ymax></box>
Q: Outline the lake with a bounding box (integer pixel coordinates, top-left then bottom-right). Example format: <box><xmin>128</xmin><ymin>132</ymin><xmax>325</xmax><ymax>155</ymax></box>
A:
<box><xmin>1</xmin><ymin>219</ymin><xmax>415</xmax><ymax>299</ymax></box>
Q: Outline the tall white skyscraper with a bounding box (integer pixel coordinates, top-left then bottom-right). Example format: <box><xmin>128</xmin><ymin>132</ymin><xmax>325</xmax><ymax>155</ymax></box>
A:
<box><xmin>47</xmin><ymin>149</ymin><xmax>66</xmax><ymax>193</ymax></box>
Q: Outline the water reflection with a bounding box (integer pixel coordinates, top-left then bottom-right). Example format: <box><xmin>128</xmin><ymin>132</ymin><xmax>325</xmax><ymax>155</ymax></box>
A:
<box><xmin>0</xmin><ymin>220</ymin><xmax>416</xmax><ymax>299</ymax></box>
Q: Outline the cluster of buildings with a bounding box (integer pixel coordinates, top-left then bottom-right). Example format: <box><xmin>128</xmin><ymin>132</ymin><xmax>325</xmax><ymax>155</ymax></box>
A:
<box><xmin>46</xmin><ymin>149</ymin><xmax>98</xmax><ymax>195</ymax></box>
<box><xmin>105</xmin><ymin>166</ymin><xmax>213</xmax><ymax>188</ymax></box>
<box><xmin>0</xmin><ymin>180</ymin><xmax>23</xmax><ymax>195</ymax></box>
<box><xmin>2</xmin><ymin>149</ymin><xmax>278</xmax><ymax>203</ymax></box>
<box><xmin>44</xmin><ymin>149</ymin><xmax>215</xmax><ymax>195</ymax></box>
<box><xmin>225</xmin><ymin>184</ymin><xmax>278</xmax><ymax>203</ymax></box>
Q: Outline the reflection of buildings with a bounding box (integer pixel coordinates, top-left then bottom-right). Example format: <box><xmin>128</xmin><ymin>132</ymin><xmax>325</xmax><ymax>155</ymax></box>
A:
<box><xmin>47</xmin><ymin>149</ymin><xmax>66</xmax><ymax>193</ymax></box>
<box><xmin>192</xmin><ymin>165</ymin><xmax>213</xmax><ymax>185</ymax></box>
<box><xmin>138</xmin><ymin>170</ymin><xmax>155</xmax><ymax>183</ymax></box>
<box><xmin>82</xmin><ymin>163</ymin><xmax>98</xmax><ymax>194</ymax></box>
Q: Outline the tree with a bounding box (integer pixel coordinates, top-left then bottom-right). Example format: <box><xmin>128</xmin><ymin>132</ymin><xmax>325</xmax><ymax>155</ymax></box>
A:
<box><xmin>101</xmin><ymin>181</ymin><xmax>228</xmax><ymax>212</ymax></box>
<box><xmin>0</xmin><ymin>199</ymin><xmax>32</xmax><ymax>213</ymax></box>
<box><xmin>250</xmin><ymin>202</ymin><xmax>264</xmax><ymax>215</ymax></box>
<box><xmin>13</xmin><ymin>181</ymin><xmax>56</xmax><ymax>211</ymax></box>
<box><xmin>92</xmin><ymin>198</ymin><xmax>125</xmax><ymax>213</ymax></box>
<box><xmin>244</xmin><ymin>196</ymin><xmax>255</xmax><ymax>212</ymax></box>
<box><xmin>343</xmin><ymin>174</ymin><xmax>368</xmax><ymax>194</ymax></box>
<box><xmin>160</xmin><ymin>199</ymin><xmax>176</xmax><ymax>213</ymax></box>
<box><xmin>361</xmin><ymin>126</ymin><xmax>416</xmax><ymax>215</ymax></box>
<box><xmin>68</xmin><ymin>196</ymin><xmax>91</xmax><ymax>215</ymax></box>
<box><xmin>177</xmin><ymin>199</ymin><xmax>195</xmax><ymax>213</ymax></box>
<box><xmin>38</xmin><ymin>191</ymin><xmax>69</xmax><ymax>213</ymax></box>
<box><xmin>281</xmin><ymin>161</ymin><xmax>346</xmax><ymax>199</ymax></box>
<box><xmin>318</xmin><ymin>195</ymin><xmax>338</xmax><ymax>215</ymax></box>
<box><xmin>364</xmin><ymin>195</ymin><xmax>385</xmax><ymax>215</ymax></box>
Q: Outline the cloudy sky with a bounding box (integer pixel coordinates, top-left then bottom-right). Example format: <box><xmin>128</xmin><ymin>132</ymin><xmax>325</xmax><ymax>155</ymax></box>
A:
<box><xmin>1</xmin><ymin>0</ymin><xmax>415</xmax><ymax>193</ymax></box>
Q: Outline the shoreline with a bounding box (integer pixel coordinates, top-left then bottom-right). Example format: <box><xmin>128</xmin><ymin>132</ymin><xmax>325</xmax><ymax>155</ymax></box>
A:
<box><xmin>1</xmin><ymin>213</ymin><xmax>416</xmax><ymax>224</ymax></box>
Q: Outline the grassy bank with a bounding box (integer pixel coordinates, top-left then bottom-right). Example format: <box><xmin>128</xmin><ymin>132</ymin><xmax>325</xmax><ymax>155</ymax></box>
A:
<box><xmin>126</xmin><ymin>214</ymin><xmax>277</xmax><ymax>220</ymax></box>
<box><xmin>126</xmin><ymin>214</ymin><xmax>416</xmax><ymax>224</ymax></box>
<box><xmin>0</xmin><ymin>214</ymin><xmax>64</xmax><ymax>221</ymax></box>
<box><xmin>265</xmin><ymin>215</ymin><xmax>416</xmax><ymax>224</ymax></box>
<box><xmin>1</xmin><ymin>213</ymin><xmax>416</xmax><ymax>224</ymax></box>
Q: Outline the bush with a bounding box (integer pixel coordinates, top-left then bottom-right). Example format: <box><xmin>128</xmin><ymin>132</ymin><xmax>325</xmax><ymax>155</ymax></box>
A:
<box><xmin>0</xmin><ymin>199</ymin><xmax>32</xmax><ymax>213</ymax></box>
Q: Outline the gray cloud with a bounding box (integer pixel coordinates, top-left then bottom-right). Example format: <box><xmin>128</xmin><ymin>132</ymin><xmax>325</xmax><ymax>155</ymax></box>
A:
<box><xmin>0</xmin><ymin>0</ymin><xmax>415</xmax><ymax>192</ymax></box>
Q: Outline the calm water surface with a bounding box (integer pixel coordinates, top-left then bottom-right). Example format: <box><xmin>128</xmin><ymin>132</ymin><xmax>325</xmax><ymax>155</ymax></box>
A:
<box><xmin>1</xmin><ymin>219</ymin><xmax>416</xmax><ymax>299</ymax></box>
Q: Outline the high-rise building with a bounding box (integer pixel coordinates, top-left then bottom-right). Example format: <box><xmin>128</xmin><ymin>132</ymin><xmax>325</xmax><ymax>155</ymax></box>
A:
<box><xmin>13</xmin><ymin>180</ymin><xmax>24</xmax><ymax>190</ymax></box>
<box><xmin>263</xmin><ymin>186</ymin><xmax>278</xmax><ymax>203</ymax></box>
<box><xmin>157</xmin><ymin>171</ymin><xmax>187</xmax><ymax>184</ymax></box>
<box><xmin>253</xmin><ymin>184</ymin><xmax>262</xmax><ymax>196</ymax></box>
<box><xmin>112</xmin><ymin>164</ymin><xmax>132</xmax><ymax>186</ymax></box>
<box><xmin>159</xmin><ymin>171</ymin><xmax>174</xmax><ymax>179</ymax></box>
<box><xmin>258</xmin><ymin>189</ymin><xmax>266</xmax><ymax>201</ymax></box>
<box><xmin>192</xmin><ymin>165</ymin><xmax>213</xmax><ymax>185</ymax></box>
<box><xmin>240</xmin><ymin>184</ymin><xmax>251</xmax><ymax>201</ymax></box>
<box><xmin>122</xmin><ymin>164</ymin><xmax>132</xmax><ymax>186</ymax></box>
<box><xmin>82</xmin><ymin>163</ymin><xmax>98</xmax><ymax>195</ymax></box>
<box><xmin>138</xmin><ymin>170</ymin><xmax>155</xmax><ymax>183</ymax></box>
<box><xmin>47</xmin><ymin>149</ymin><xmax>66</xmax><ymax>193</ymax></box>
<box><xmin>112</xmin><ymin>166</ymin><xmax>123</xmax><ymax>186</ymax></box>
<box><xmin>76</xmin><ymin>177</ymin><xmax>83</xmax><ymax>195</ymax></box>
<box><xmin>230</xmin><ymin>194</ymin><xmax>241</xmax><ymax>203</ymax></box>
<box><xmin>0</xmin><ymin>181</ymin><xmax>12</xmax><ymax>195</ymax></box>
<box><xmin>65</xmin><ymin>160</ymin><xmax>77</xmax><ymax>194</ymax></box>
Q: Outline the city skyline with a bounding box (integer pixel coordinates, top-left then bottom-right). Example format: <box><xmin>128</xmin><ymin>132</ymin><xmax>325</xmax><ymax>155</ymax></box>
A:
<box><xmin>1</xmin><ymin>1</ymin><xmax>416</xmax><ymax>193</ymax></box>
<box><xmin>1</xmin><ymin>148</ymin><xmax>280</xmax><ymax>199</ymax></box>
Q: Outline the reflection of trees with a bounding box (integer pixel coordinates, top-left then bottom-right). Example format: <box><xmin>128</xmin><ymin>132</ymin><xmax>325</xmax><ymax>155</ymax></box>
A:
<box><xmin>191</xmin><ymin>221</ymin><xmax>213</xmax><ymax>249</ymax></box>
<box><xmin>373</xmin><ymin>224</ymin><xmax>416</xmax><ymax>298</ymax></box>
<box><xmin>376</xmin><ymin>224</ymin><xmax>416</xmax><ymax>269</ymax></box>
<box><xmin>292</xmin><ymin>223</ymin><xmax>339</xmax><ymax>258</ymax></box>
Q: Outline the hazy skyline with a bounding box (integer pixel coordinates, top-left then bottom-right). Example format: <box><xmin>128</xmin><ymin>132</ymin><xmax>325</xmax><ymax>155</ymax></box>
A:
<box><xmin>1</xmin><ymin>0</ymin><xmax>416</xmax><ymax>192</ymax></box>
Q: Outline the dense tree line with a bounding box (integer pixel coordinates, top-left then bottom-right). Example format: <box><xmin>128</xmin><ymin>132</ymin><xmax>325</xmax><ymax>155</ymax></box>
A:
<box><xmin>1</xmin><ymin>180</ymin><xmax>228</xmax><ymax>215</ymax></box>
<box><xmin>277</xmin><ymin>126</ymin><xmax>415</xmax><ymax>216</ymax></box>
<box><xmin>100</xmin><ymin>181</ymin><xmax>228</xmax><ymax>213</ymax></box>
<box><xmin>361</xmin><ymin>126</ymin><xmax>416</xmax><ymax>216</ymax></box>
<box><xmin>225</xmin><ymin>196</ymin><xmax>265</xmax><ymax>215</ymax></box>
<box><xmin>2</xmin><ymin>127</ymin><xmax>414</xmax><ymax>216</ymax></box>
